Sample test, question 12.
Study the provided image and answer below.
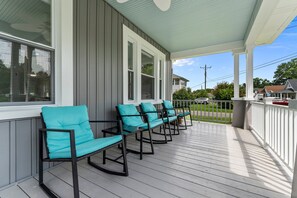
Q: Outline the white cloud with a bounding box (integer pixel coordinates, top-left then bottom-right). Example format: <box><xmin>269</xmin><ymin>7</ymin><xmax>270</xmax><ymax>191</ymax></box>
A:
<box><xmin>173</xmin><ymin>59</ymin><xmax>195</xmax><ymax>67</ymax></box>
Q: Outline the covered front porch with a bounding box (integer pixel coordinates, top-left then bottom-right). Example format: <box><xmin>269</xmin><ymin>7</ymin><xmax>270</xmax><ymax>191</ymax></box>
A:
<box><xmin>0</xmin><ymin>122</ymin><xmax>291</xmax><ymax>198</ymax></box>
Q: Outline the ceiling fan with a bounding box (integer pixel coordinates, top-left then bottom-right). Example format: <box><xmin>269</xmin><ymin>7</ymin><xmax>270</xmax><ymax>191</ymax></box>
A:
<box><xmin>117</xmin><ymin>0</ymin><xmax>171</xmax><ymax>12</ymax></box>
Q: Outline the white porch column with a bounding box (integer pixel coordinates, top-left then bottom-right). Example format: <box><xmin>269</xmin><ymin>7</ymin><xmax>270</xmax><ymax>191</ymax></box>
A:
<box><xmin>233</xmin><ymin>53</ymin><xmax>240</xmax><ymax>98</ymax></box>
<box><xmin>245</xmin><ymin>46</ymin><xmax>254</xmax><ymax>99</ymax></box>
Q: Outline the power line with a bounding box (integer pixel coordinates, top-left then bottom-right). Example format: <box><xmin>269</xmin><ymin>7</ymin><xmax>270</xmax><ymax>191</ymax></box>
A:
<box><xmin>190</xmin><ymin>52</ymin><xmax>297</xmax><ymax>89</ymax></box>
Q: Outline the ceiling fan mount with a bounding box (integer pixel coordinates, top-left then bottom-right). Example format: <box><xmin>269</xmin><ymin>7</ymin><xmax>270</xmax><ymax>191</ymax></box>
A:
<box><xmin>117</xmin><ymin>0</ymin><xmax>171</xmax><ymax>12</ymax></box>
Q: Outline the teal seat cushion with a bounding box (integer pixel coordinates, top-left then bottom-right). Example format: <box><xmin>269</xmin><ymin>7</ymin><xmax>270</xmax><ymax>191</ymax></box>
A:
<box><xmin>163</xmin><ymin>116</ymin><xmax>177</xmax><ymax>123</ymax></box>
<box><xmin>49</xmin><ymin>135</ymin><xmax>122</xmax><ymax>159</ymax></box>
<box><xmin>139</xmin><ymin>119</ymin><xmax>164</xmax><ymax>129</ymax></box>
<box><xmin>163</xmin><ymin>100</ymin><xmax>175</xmax><ymax>116</ymax></box>
<box><xmin>42</xmin><ymin>105</ymin><xmax>94</xmax><ymax>154</ymax></box>
<box><xmin>123</xmin><ymin>119</ymin><xmax>164</xmax><ymax>131</ymax></box>
<box><xmin>118</xmin><ymin>104</ymin><xmax>144</xmax><ymax>127</ymax></box>
<box><xmin>178</xmin><ymin>112</ymin><xmax>190</xmax><ymax>117</ymax></box>
<box><xmin>140</xmin><ymin>102</ymin><xmax>158</xmax><ymax>122</ymax></box>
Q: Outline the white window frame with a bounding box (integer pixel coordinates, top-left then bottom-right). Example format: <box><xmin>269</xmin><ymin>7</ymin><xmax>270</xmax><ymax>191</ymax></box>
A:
<box><xmin>0</xmin><ymin>0</ymin><xmax>73</xmax><ymax>120</ymax></box>
<box><xmin>123</xmin><ymin>25</ymin><xmax>166</xmax><ymax>104</ymax></box>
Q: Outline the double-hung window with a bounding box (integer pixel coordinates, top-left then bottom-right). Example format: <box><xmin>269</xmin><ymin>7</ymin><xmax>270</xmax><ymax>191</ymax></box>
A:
<box><xmin>0</xmin><ymin>0</ymin><xmax>54</xmax><ymax>105</ymax></box>
<box><xmin>123</xmin><ymin>25</ymin><xmax>166</xmax><ymax>104</ymax></box>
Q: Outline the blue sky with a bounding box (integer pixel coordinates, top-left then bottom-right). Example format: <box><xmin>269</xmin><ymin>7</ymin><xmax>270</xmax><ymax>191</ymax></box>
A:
<box><xmin>173</xmin><ymin>18</ymin><xmax>297</xmax><ymax>90</ymax></box>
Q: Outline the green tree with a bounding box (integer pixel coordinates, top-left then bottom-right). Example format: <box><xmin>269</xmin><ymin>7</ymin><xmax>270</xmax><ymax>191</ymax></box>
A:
<box><xmin>212</xmin><ymin>82</ymin><xmax>233</xmax><ymax>100</ymax></box>
<box><xmin>192</xmin><ymin>89</ymin><xmax>208</xmax><ymax>98</ymax></box>
<box><xmin>253</xmin><ymin>77</ymin><xmax>271</xmax><ymax>88</ymax></box>
<box><xmin>173</xmin><ymin>87</ymin><xmax>193</xmax><ymax>100</ymax></box>
<box><xmin>273</xmin><ymin>58</ymin><xmax>297</xmax><ymax>85</ymax></box>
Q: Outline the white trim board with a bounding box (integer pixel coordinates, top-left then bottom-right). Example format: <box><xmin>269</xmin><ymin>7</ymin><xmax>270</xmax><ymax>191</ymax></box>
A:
<box><xmin>123</xmin><ymin>25</ymin><xmax>166</xmax><ymax>105</ymax></box>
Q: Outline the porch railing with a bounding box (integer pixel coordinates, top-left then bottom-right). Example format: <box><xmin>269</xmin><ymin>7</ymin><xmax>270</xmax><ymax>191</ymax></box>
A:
<box><xmin>251</xmin><ymin>102</ymin><xmax>297</xmax><ymax>170</ymax></box>
<box><xmin>172</xmin><ymin>100</ymin><xmax>233</xmax><ymax>124</ymax></box>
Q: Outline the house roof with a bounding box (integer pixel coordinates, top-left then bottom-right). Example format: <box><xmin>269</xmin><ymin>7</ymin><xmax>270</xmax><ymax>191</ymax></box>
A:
<box><xmin>106</xmin><ymin>0</ymin><xmax>297</xmax><ymax>59</ymax></box>
<box><xmin>264</xmin><ymin>85</ymin><xmax>285</xmax><ymax>93</ymax></box>
<box><xmin>172</xmin><ymin>74</ymin><xmax>189</xmax><ymax>82</ymax></box>
<box><xmin>286</xmin><ymin>79</ymin><xmax>297</xmax><ymax>91</ymax></box>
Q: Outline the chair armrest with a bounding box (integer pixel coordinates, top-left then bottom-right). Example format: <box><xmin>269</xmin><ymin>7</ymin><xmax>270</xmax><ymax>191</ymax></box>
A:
<box><xmin>89</xmin><ymin>120</ymin><xmax>118</xmax><ymax>123</ymax></box>
<box><xmin>39</xmin><ymin>128</ymin><xmax>74</xmax><ymax>133</ymax></box>
<box><xmin>121</xmin><ymin>114</ymin><xmax>148</xmax><ymax>117</ymax></box>
<box><xmin>164</xmin><ymin>107</ymin><xmax>175</xmax><ymax>110</ymax></box>
<box><xmin>39</xmin><ymin>128</ymin><xmax>76</xmax><ymax>160</ymax></box>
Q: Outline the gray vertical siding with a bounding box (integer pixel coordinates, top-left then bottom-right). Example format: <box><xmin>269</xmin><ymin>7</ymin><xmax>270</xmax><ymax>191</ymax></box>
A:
<box><xmin>0</xmin><ymin>0</ymin><xmax>172</xmax><ymax>189</ymax></box>
<box><xmin>74</xmin><ymin>0</ymin><xmax>172</xmax><ymax>133</ymax></box>
<box><xmin>0</xmin><ymin>118</ymin><xmax>54</xmax><ymax>188</ymax></box>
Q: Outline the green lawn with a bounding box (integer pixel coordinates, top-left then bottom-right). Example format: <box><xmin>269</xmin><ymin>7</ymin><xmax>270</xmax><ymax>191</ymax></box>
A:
<box><xmin>190</xmin><ymin>115</ymin><xmax>232</xmax><ymax>124</ymax></box>
<box><xmin>189</xmin><ymin>103</ymin><xmax>233</xmax><ymax>113</ymax></box>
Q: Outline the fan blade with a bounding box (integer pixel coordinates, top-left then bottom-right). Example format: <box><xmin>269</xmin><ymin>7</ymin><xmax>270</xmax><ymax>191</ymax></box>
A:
<box><xmin>117</xmin><ymin>0</ymin><xmax>129</xmax><ymax>3</ymax></box>
<box><xmin>153</xmin><ymin>0</ymin><xmax>171</xmax><ymax>11</ymax></box>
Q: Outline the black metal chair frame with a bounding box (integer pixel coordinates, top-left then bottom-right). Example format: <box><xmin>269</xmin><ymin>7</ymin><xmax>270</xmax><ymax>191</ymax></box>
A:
<box><xmin>139</xmin><ymin>107</ymin><xmax>173</xmax><ymax>142</ymax></box>
<box><xmin>116</xmin><ymin>106</ymin><xmax>157</xmax><ymax>160</ymax></box>
<box><xmin>176</xmin><ymin>105</ymin><xmax>193</xmax><ymax>130</ymax></box>
<box><xmin>39</xmin><ymin>115</ymin><xmax>128</xmax><ymax>198</ymax></box>
<box><xmin>161</xmin><ymin>104</ymin><xmax>180</xmax><ymax>135</ymax></box>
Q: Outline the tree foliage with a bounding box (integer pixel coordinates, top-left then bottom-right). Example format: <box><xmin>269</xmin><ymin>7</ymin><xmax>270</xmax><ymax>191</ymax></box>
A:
<box><xmin>212</xmin><ymin>82</ymin><xmax>245</xmax><ymax>100</ymax></box>
<box><xmin>273</xmin><ymin>58</ymin><xmax>297</xmax><ymax>85</ymax></box>
<box><xmin>253</xmin><ymin>77</ymin><xmax>271</xmax><ymax>88</ymax></box>
<box><xmin>173</xmin><ymin>87</ymin><xmax>193</xmax><ymax>100</ymax></box>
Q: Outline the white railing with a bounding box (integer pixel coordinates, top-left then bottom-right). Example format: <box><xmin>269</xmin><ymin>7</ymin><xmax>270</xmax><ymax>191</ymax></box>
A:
<box><xmin>251</xmin><ymin>102</ymin><xmax>297</xmax><ymax>170</ymax></box>
<box><xmin>172</xmin><ymin>100</ymin><xmax>233</xmax><ymax>124</ymax></box>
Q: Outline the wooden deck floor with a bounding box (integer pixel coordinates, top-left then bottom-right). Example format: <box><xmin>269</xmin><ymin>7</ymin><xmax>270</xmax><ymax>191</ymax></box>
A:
<box><xmin>0</xmin><ymin>122</ymin><xmax>292</xmax><ymax>198</ymax></box>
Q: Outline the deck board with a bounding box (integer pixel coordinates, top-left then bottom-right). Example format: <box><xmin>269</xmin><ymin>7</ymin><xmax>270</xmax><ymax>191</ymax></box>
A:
<box><xmin>0</xmin><ymin>122</ymin><xmax>292</xmax><ymax>198</ymax></box>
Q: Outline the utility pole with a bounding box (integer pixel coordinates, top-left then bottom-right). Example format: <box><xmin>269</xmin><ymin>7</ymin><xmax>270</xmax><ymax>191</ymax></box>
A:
<box><xmin>200</xmin><ymin>65</ymin><xmax>211</xmax><ymax>90</ymax></box>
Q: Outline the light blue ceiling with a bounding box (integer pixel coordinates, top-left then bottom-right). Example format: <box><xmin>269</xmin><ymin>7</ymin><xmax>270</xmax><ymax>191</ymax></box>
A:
<box><xmin>106</xmin><ymin>0</ymin><xmax>257</xmax><ymax>53</ymax></box>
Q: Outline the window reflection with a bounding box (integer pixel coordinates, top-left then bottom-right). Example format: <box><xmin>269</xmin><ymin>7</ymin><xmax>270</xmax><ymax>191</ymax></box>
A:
<box><xmin>0</xmin><ymin>38</ymin><xmax>52</xmax><ymax>103</ymax></box>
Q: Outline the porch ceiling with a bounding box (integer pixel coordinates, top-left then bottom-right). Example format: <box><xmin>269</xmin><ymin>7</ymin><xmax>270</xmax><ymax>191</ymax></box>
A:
<box><xmin>106</xmin><ymin>0</ymin><xmax>297</xmax><ymax>59</ymax></box>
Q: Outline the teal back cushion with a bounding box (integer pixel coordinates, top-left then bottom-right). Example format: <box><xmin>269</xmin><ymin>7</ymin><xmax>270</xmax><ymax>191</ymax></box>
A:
<box><xmin>42</xmin><ymin>105</ymin><xmax>94</xmax><ymax>153</ymax></box>
<box><xmin>163</xmin><ymin>100</ymin><xmax>175</xmax><ymax>115</ymax></box>
<box><xmin>140</xmin><ymin>102</ymin><xmax>158</xmax><ymax>122</ymax></box>
<box><xmin>118</xmin><ymin>104</ymin><xmax>144</xmax><ymax>126</ymax></box>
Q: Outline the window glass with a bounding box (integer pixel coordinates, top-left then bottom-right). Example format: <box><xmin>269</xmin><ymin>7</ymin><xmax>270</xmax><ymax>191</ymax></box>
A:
<box><xmin>128</xmin><ymin>42</ymin><xmax>133</xmax><ymax>70</ymax></box>
<box><xmin>141</xmin><ymin>50</ymin><xmax>154</xmax><ymax>76</ymax></box>
<box><xmin>128</xmin><ymin>41</ymin><xmax>134</xmax><ymax>100</ymax></box>
<box><xmin>141</xmin><ymin>75</ymin><xmax>154</xmax><ymax>99</ymax></box>
<box><xmin>141</xmin><ymin>50</ymin><xmax>154</xmax><ymax>99</ymax></box>
<box><xmin>0</xmin><ymin>38</ymin><xmax>52</xmax><ymax>103</ymax></box>
<box><xmin>128</xmin><ymin>71</ymin><xmax>134</xmax><ymax>100</ymax></box>
<box><xmin>0</xmin><ymin>0</ymin><xmax>51</xmax><ymax>46</ymax></box>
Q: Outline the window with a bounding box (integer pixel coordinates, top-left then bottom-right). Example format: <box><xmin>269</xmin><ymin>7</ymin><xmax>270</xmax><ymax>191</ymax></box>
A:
<box><xmin>123</xmin><ymin>25</ymin><xmax>166</xmax><ymax>104</ymax></box>
<box><xmin>141</xmin><ymin>50</ymin><xmax>154</xmax><ymax>100</ymax></box>
<box><xmin>0</xmin><ymin>38</ymin><xmax>53</xmax><ymax>104</ymax></box>
<box><xmin>159</xmin><ymin>60</ymin><xmax>163</xmax><ymax>99</ymax></box>
<box><xmin>0</xmin><ymin>0</ymin><xmax>54</xmax><ymax>105</ymax></box>
<box><xmin>0</xmin><ymin>0</ymin><xmax>52</xmax><ymax>46</ymax></box>
<box><xmin>128</xmin><ymin>41</ymin><xmax>135</xmax><ymax>100</ymax></box>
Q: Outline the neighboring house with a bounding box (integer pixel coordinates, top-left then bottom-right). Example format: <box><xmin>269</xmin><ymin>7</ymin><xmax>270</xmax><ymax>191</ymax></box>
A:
<box><xmin>172</xmin><ymin>74</ymin><xmax>189</xmax><ymax>93</ymax></box>
<box><xmin>258</xmin><ymin>85</ymin><xmax>285</xmax><ymax>98</ymax></box>
<box><xmin>282</xmin><ymin>79</ymin><xmax>297</xmax><ymax>99</ymax></box>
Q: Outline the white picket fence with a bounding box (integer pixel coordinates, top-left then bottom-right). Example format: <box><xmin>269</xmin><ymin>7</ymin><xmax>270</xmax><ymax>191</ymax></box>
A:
<box><xmin>251</xmin><ymin>102</ymin><xmax>297</xmax><ymax>170</ymax></box>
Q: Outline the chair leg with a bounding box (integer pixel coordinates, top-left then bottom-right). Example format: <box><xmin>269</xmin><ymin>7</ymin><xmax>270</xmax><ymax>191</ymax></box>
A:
<box><xmin>103</xmin><ymin>150</ymin><xmax>106</xmax><ymax>164</ymax></box>
<box><xmin>148</xmin><ymin>130</ymin><xmax>154</xmax><ymax>154</ymax></box>
<box><xmin>190</xmin><ymin>114</ymin><xmax>193</xmax><ymax>126</ymax></box>
<box><xmin>183</xmin><ymin>116</ymin><xmax>187</xmax><ymax>130</ymax></box>
<box><xmin>176</xmin><ymin>121</ymin><xmax>180</xmax><ymax>135</ymax></box>
<box><xmin>163</xmin><ymin>124</ymin><xmax>168</xmax><ymax>142</ymax></box>
<box><xmin>140</xmin><ymin>131</ymin><xmax>143</xmax><ymax>160</ymax></box>
<box><xmin>71</xmin><ymin>158</ymin><xmax>80</xmax><ymax>198</ymax></box>
<box><xmin>167</xmin><ymin>123</ymin><xmax>173</xmax><ymax>141</ymax></box>
<box><xmin>121</xmin><ymin>140</ymin><xmax>129</xmax><ymax>176</ymax></box>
